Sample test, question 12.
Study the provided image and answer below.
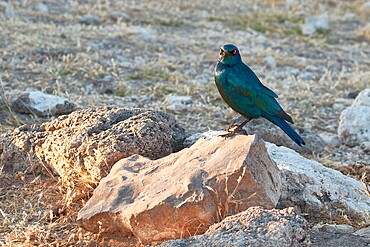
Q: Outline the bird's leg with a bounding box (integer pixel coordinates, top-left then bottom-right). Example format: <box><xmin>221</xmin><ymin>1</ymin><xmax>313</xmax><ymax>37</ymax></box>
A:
<box><xmin>220</xmin><ymin>117</ymin><xmax>252</xmax><ymax>137</ymax></box>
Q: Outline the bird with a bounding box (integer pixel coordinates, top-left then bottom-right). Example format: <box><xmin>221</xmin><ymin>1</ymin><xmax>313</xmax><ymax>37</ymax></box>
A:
<box><xmin>214</xmin><ymin>43</ymin><xmax>305</xmax><ymax>146</ymax></box>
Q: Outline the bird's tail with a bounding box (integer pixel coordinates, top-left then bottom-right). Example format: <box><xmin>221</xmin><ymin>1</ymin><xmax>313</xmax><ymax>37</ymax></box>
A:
<box><xmin>265</xmin><ymin>115</ymin><xmax>306</xmax><ymax>147</ymax></box>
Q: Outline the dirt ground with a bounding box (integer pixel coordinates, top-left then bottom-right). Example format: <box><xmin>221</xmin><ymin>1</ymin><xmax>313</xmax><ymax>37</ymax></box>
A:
<box><xmin>0</xmin><ymin>0</ymin><xmax>369</xmax><ymax>246</ymax></box>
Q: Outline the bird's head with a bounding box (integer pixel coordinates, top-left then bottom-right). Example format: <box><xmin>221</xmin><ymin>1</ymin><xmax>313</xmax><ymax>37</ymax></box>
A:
<box><xmin>218</xmin><ymin>43</ymin><xmax>241</xmax><ymax>65</ymax></box>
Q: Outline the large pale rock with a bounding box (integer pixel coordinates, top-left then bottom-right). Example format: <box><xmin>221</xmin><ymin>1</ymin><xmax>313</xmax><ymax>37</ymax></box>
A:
<box><xmin>10</xmin><ymin>91</ymin><xmax>76</xmax><ymax>117</ymax></box>
<box><xmin>266</xmin><ymin>142</ymin><xmax>370</xmax><ymax>225</ymax></box>
<box><xmin>159</xmin><ymin>207</ymin><xmax>310</xmax><ymax>247</ymax></box>
<box><xmin>0</xmin><ymin>107</ymin><xmax>185</xmax><ymax>183</ymax></box>
<box><xmin>77</xmin><ymin>134</ymin><xmax>282</xmax><ymax>244</ymax></box>
<box><xmin>338</xmin><ymin>88</ymin><xmax>370</xmax><ymax>147</ymax></box>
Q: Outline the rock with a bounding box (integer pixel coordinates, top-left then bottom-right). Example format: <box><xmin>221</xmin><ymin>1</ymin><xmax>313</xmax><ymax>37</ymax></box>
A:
<box><xmin>286</xmin><ymin>67</ymin><xmax>300</xmax><ymax>76</ymax></box>
<box><xmin>77</xmin><ymin>134</ymin><xmax>282</xmax><ymax>245</ymax></box>
<box><xmin>301</xmin><ymin>13</ymin><xmax>329</xmax><ymax>35</ymax></box>
<box><xmin>361</xmin><ymin>141</ymin><xmax>370</xmax><ymax>151</ymax></box>
<box><xmin>361</xmin><ymin>1</ymin><xmax>370</xmax><ymax>10</ymax></box>
<box><xmin>33</xmin><ymin>47</ymin><xmax>77</xmax><ymax>58</ymax></box>
<box><xmin>80</xmin><ymin>14</ymin><xmax>101</xmax><ymax>25</ymax></box>
<box><xmin>109</xmin><ymin>11</ymin><xmax>130</xmax><ymax>21</ymax></box>
<box><xmin>10</xmin><ymin>91</ymin><xmax>76</xmax><ymax>117</ymax></box>
<box><xmin>159</xmin><ymin>207</ymin><xmax>310</xmax><ymax>247</ymax></box>
<box><xmin>338</xmin><ymin>88</ymin><xmax>370</xmax><ymax>147</ymax></box>
<box><xmin>347</xmin><ymin>91</ymin><xmax>360</xmax><ymax>99</ymax></box>
<box><xmin>32</xmin><ymin>2</ymin><xmax>48</xmax><ymax>13</ymax></box>
<box><xmin>264</xmin><ymin>56</ymin><xmax>276</xmax><ymax>69</ymax></box>
<box><xmin>128</xmin><ymin>26</ymin><xmax>156</xmax><ymax>41</ymax></box>
<box><xmin>318</xmin><ymin>132</ymin><xmax>341</xmax><ymax>147</ymax></box>
<box><xmin>332</xmin><ymin>103</ymin><xmax>345</xmax><ymax>112</ymax></box>
<box><xmin>352</xmin><ymin>88</ymin><xmax>370</xmax><ymax>107</ymax></box>
<box><xmin>355</xmin><ymin>225</ymin><xmax>370</xmax><ymax>237</ymax></box>
<box><xmin>166</xmin><ymin>95</ymin><xmax>193</xmax><ymax>111</ymax></box>
<box><xmin>312</xmin><ymin>223</ymin><xmax>355</xmax><ymax>234</ymax></box>
<box><xmin>310</xmin><ymin>230</ymin><xmax>370</xmax><ymax>247</ymax></box>
<box><xmin>94</xmin><ymin>74</ymin><xmax>117</xmax><ymax>94</ymax></box>
<box><xmin>266</xmin><ymin>142</ymin><xmax>370</xmax><ymax>225</ymax></box>
<box><xmin>299</xmin><ymin>71</ymin><xmax>314</xmax><ymax>81</ymax></box>
<box><xmin>0</xmin><ymin>107</ymin><xmax>186</xmax><ymax>182</ymax></box>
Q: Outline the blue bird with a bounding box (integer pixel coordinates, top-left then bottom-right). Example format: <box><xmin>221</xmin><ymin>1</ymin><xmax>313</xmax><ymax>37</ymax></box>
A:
<box><xmin>214</xmin><ymin>44</ymin><xmax>305</xmax><ymax>146</ymax></box>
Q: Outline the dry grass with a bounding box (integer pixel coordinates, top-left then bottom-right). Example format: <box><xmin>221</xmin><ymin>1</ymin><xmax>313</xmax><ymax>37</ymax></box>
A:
<box><xmin>1</xmin><ymin>0</ymin><xmax>370</xmax><ymax>246</ymax></box>
<box><xmin>361</xmin><ymin>173</ymin><xmax>370</xmax><ymax>198</ymax></box>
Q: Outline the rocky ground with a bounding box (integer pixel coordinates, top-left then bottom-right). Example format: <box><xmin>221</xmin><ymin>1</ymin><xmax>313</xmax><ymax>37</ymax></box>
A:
<box><xmin>0</xmin><ymin>0</ymin><xmax>370</xmax><ymax>246</ymax></box>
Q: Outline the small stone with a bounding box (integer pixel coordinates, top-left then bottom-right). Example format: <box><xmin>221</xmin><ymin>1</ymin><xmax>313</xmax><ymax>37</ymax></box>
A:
<box><xmin>299</xmin><ymin>71</ymin><xmax>314</xmax><ymax>80</ymax></box>
<box><xmin>306</xmin><ymin>65</ymin><xmax>320</xmax><ymax>71</ymax></box>
<box><xmin>80</xmin><ymin>14</ymin><xmax>101</xmax><ymax>25</ymax></box>
<box><xmin>286</xmin><ymin>67</ymin><xmax>300</xmax><ymax>76</ymax></box>
<box><xmin>333</xmin><ymin>103</ymin><xmax>345</xmax><ymax>111</ymax></box>
<box><xmin>352</xmin><ymin>88</ymin><xmax>370</xmax><ymax>107</ymax></box>
<box><xmin>183</xmin><ymin>132</ymin><xmax>203</xmax><ymax>147</ymax></box>
<box><xmin>344</xmin><ymin>13</ymin><xmax>356</xmax><ymax>19</ymax></box>
<box><xmin>166</xmin><ymin>95</ymin><xmax>192</xmax><ymax>112</ymax></box>
<box><xmin>10</xmin><ymin>91</ymin><xmax>76</xmax><ymax>117</ymax></box>
<box><xmin>301</xmin><ymin>24</ymin><xmax>316</xmax><ymax>35</ymax></box>
<box><xmin>318</xmin><ymin>132</ymin><xmax>341</xmax><ymax>147</ymax></box>
<box><xmin>128</xmin><ymin>26</ymin><xmax>156</xmax><ymax>41</ymax></box>
<box><xmin>355</xmin><ymin>225</ymin><xmax>370</xmax><ymax>237</ymax></box>
<box><xmin>109</xmin><ymin>11</ymin><xmax>130</xmax><ymax>21</ymax></box>
<box><xmin>361</xmin><ymin>1</ymin><xmax>370</xmax><ymax>10</ymax></box>
<box><xmin>33</xmin><ymin>2</ymin><xmax>48</xmax><ymax>13</ymax></box>
<box><xmin>301</xmin><ymin>13</ymin><xmax>329</xmax><ymax>35</ymax></box>
<box><xmin>94</xmin><ymin>75</ymin><xmax>117</xmax><ymax>94</ymax></box>
<box><xmin>360</xmin><ymin>141</ymin><xmax>370</xmax><ymax>151</ymax></box>
<box><xmin>264</xmin><ymin>56</ymin><xmax>276</xmax><ymax>69</ymax></box>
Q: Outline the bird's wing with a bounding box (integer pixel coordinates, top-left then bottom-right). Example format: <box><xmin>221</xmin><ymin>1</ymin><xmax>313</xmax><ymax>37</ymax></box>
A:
<box><xmin>228</xmin><ymin>64</ymin><xmax>294</xmax><ymax>123</ymax></box>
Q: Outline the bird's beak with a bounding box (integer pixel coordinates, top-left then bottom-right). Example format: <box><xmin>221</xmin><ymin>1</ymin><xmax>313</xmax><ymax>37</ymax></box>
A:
<box><xmin>219</xmin><ymin>49</ymin><xmax>230</xmax><ymax>56</ymax></box>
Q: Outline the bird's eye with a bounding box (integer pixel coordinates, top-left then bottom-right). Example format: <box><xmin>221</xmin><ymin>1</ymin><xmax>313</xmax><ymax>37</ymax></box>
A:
<box><xmin>231</xmin><ymin>50</ymin><xmax>237</xmax><ymax>55</ymax></box>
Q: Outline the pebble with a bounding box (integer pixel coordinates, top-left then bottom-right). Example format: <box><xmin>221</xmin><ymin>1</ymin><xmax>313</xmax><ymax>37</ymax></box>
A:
<box><xmin>301</xmin><ymin>13</ymin><xmax>329</xmax><ymax>35</ymax></box>
<box><xmin>80</xmin><ymin>14</ymin><xmax>101</xmax><ymax>26</ymax></box>
<box><xmin>33</xmin><ymin>2</ymin><xmax>49</xmax><ymax>13</ymax></box>
<box><xmin>264</xmin><ymin>56</ymin><xmax>276</xmax><ymax>69</ymax></box>
<box><xmin>299</xmin><ymin>71</ymin><xmax>314</xmax><ymax>81</ymax></box>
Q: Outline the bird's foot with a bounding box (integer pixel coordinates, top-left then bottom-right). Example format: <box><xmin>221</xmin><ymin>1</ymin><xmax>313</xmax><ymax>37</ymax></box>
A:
<box><xmin>219</xmin><ymin>124</ymin><xmax>248</xmax><ymax>137</ymax></box>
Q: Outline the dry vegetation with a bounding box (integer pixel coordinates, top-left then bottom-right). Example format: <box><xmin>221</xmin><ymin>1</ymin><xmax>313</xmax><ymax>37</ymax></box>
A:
<box><xmin>1</xmin><ymin>0</ymin><xmax>370</xmax><ymax>246</ymax></box>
